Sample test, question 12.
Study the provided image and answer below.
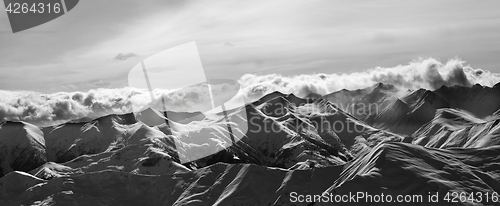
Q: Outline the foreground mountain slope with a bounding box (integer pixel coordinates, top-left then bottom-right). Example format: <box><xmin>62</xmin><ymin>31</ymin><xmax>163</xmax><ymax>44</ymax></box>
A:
<box><xmin>323</xmin><ymin>142</ymin><xmax>500</xmax><ymax>205</ymax></box>
<box><xmin>0</xmin><ymin>163</ymin><xmax>344</xmax><ymax>206</ymax></box>
<box><xmin>0</xmin><ymin>121</ymin><xmax>46</xmax><ymax>177</ymax></box>
<box><xmin>2</xmin><ymin>142</ymin><xmax>499</xmax><ymax>205</ymax></box>
<box><xmin>42</xmin><ymin>113</ymin><xmax>138</xmax><ymax>163</ymax></box>
<box><xmin>31</xmin><ymin>121</ymin><xmax>190</xmax><ymax>179</ymax></box>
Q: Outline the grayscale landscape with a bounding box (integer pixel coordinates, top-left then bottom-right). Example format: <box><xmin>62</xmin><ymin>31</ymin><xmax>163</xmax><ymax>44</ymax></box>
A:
<box><xmin>1</xmin><ymin>79</ymin><xmax>500</xmax><ymax>205</ymax></box>
<box><xmin>1</xmin><ymin>0</ymin><xmax>500</xmax><ymax>205</ymax></box>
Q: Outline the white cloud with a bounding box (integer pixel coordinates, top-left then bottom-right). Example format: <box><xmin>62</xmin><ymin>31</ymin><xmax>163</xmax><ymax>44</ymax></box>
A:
<box><xmin>0</xmin><ymin>58</ymin><xmax>499</xmax><ymax>126</ymax></box>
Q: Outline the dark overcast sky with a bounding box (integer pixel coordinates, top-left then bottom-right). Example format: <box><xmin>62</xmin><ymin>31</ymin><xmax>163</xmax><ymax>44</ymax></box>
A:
<box><xmin>1</xmin><ymin>0</ymin><xmax>499</xmax><ymax>92</ymax></box>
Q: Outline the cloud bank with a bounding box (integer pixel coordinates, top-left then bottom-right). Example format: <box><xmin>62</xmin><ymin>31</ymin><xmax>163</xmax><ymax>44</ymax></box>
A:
<box><xmin>1</xmin><ymin>58</ymin><xmax>499</xmax><ymax>126</ymax></box>
<box><xmin>0</xmin><ymin>84</ymin><xmax>241</xmax><ymax>126</ymax></box>
<box><xmin>240</xmin><ymin>58</ymin><xmax>500</xmax><ymax>99</ymax></box>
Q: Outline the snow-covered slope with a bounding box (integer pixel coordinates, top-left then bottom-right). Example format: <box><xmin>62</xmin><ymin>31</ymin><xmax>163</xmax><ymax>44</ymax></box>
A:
<box><xmin>323</xmin><ymin>142</ymin><xmax>500</xmax><ymax>205</ymax></box>
<box><xmin>413</xmin><ymin>108</ymin><xmax>500</xmax><ymax>148</ymax></box>
<box><xmin>38</xmin><ymin>114</ymin><xmax>189</xmax><ymax>177</ymax></box>
<box><xmin>373</xmin><ymin>89</ymin><xmax>450</xmax><ymax>135</ymax></box>
<box><xmin>218</xmin><ymin>91</ymin><xmax>405</xmax><ymax>168</ymax></box>
<box><xmin>0</xmin><ymin>121</ymin><xmax>46</xmax><ymax>177</ymax></box>
<box><xmin>2</xmin><ymin>83</ymin><xmax>500</xmax><ymax>205</ymax></box>
<box><xmin>2</xmin><ymin>142</ymin><xmax>499</xmax><ymax>205</ymax></box>
<box><xmin>322</xmin><ymin>83</ymin><xmax>399</xmax><ymax>122</ymax></box>
<box><xmin>42</xmin><ymin>113</ymin><xmax>137</xmax><ymax>163</ymax></box>
<box><xmin>0</xmin><ymin>163</ymin><xmax>344</xmax><ymax>205</ymax></box>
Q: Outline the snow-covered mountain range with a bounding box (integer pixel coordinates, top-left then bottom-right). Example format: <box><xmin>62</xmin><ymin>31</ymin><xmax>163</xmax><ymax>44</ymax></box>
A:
<box><xmin>1</xmin><ymin>82</ymin><xmax>500</xmax><ymax>205</ymax></box>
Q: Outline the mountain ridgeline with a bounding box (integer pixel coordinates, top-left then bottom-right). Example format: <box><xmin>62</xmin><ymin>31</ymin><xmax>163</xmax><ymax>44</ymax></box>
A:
<box><xmin>1</xmin><ymin>82</ymin><xmax>500</xmax><ymax>205</ymax></box>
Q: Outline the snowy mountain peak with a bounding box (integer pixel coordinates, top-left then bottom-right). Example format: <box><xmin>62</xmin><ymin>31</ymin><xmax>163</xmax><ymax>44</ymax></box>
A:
<box><xmin>0</xmin><ymin>121</ymin><xmax>46</xmax><ymax>177</ymax></box>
